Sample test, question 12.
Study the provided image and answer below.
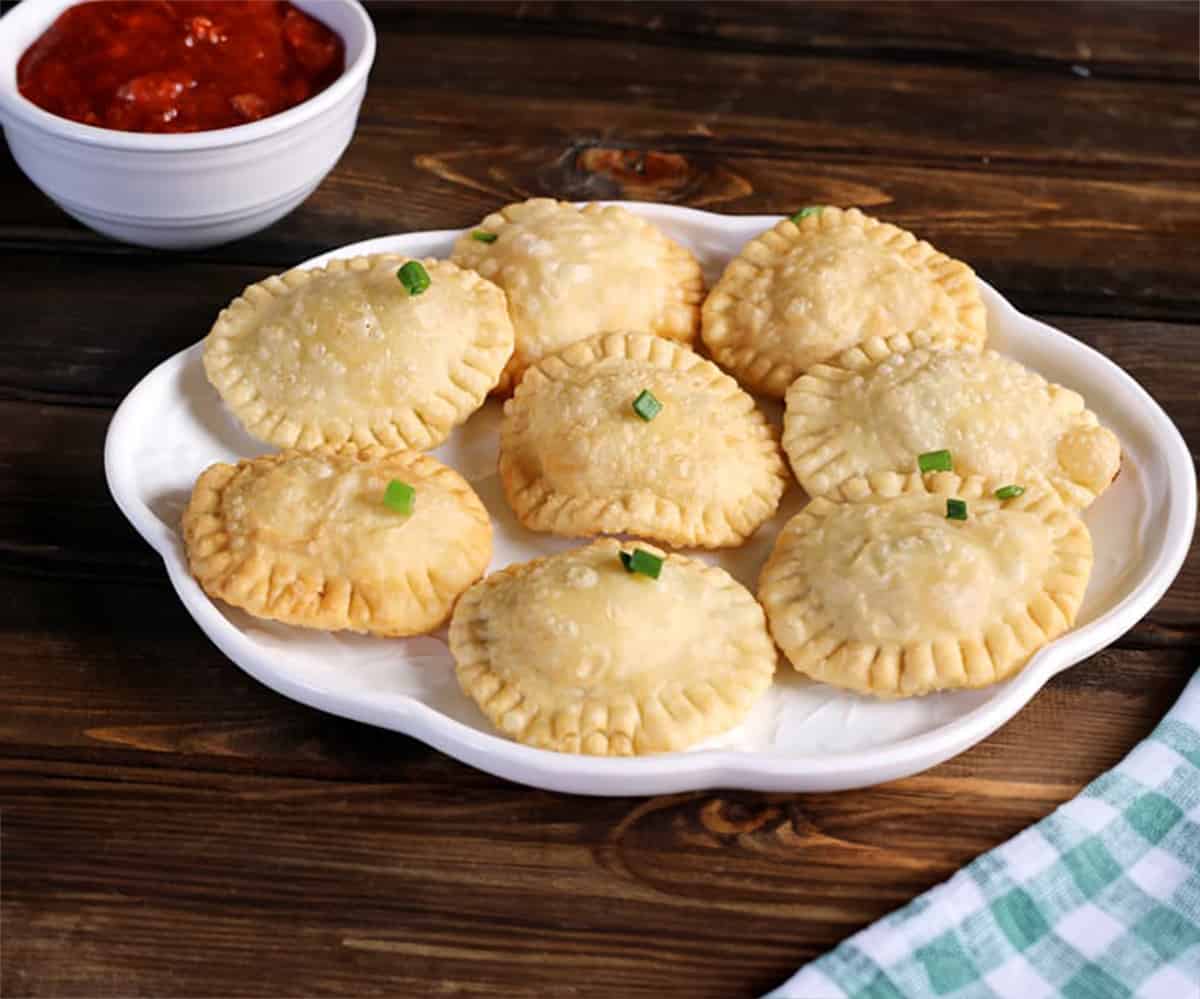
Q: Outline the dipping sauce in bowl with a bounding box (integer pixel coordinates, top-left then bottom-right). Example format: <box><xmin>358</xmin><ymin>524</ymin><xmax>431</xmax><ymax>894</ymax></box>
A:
<box><xmin>17</xmin><ymin>0</ymin><xmax>344</xmax><ymax>133</ymax></box>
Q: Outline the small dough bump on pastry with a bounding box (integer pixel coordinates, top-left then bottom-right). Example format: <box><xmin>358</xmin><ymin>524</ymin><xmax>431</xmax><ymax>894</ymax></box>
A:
<box><xmin>702</xmin><ymin>206</ymin><xmax>987</xmax><ymax>397</ymax></box>
<box><xmin>203</xmin><ymin>254</ymin><xmax>514</xmax><ymax>451</ymax></box>
<box><xmin>183</xmin><ymin>445</ymin><xmax>492</xmax><ymax>637</ymax></box>
<box><xmin>758</xmin><ymin>471</ymin><xmax>1092</xmax><ymax>698</ymax></box>
<box><xmin>783</xmin><ymin>336</ymin><xmax>1122</xmax><ymax>507</ymax></box>
<box><xmin>451</xmin><ymin>199</ymin><xmax>704</xmax><ymax>392</ymax></box>
<box><xmin>450</xmin><ymin>538</ymin><xmax>776</xmax><ymax>755</ymax></box>
<box><xmin>1057</xmin><ymin>424</ymin><xmax>1123</xmax><ymax>500</ymax></box>
<box><xmin>500</xmin><ymin>331</ymin><xmax>789</xmax><ymax>548</ymax></box>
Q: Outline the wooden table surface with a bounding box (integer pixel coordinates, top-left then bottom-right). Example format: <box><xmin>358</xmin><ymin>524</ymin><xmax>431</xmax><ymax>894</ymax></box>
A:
<box><xmin>3</xmin><ymin>3</ymin><xmax>1198</xmax><ymax>996</ymax></box>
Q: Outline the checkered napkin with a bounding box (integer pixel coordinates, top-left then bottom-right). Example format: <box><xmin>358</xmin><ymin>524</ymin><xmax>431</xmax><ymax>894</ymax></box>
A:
<box><xmin>771</xmin><ymin>670</ymin><xmax>1200</xmax><ymax>999</ymax></box>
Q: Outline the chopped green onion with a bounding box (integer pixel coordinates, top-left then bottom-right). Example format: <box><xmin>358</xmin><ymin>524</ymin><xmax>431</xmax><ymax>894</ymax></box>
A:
<box><xmin>789</xmin><ymin>206</ymin><xmax>823</xmax><ymax>222</ymax></box>
<box><xmin>471</xmin><ymin>230</ymin><xmax>498</xmax><ymax>243</ymax></box>
<box><xmin>632</xmin><ymin>389</ymin><xmax>663</xmax><ymax>422</ymax></box>
<box><xmin>918</xmin><ymin>449</ymin><xmax>953</xmax><ymax>473</ymax></box>
<box><xmin>946</xmin><ymin>498</ymin><xmax>968</xmax><ymax>521</ymax></box>
<box><xmin>995</xmin><ymin>484</ymin><xmax>1025</xmax><ymax>500</ymax></box>
<box><xmin>384</xmin><ymin>479</ymin><xmax>415</xmax><ymax>515</ymax></box>
<box><xmin>397</xmin><ymin>261</ymin><xmax>430</xmax><ymax>296</ymax></box>
<box><xmin>620</xmin><ymin>548</ymin><xmax>664</xmax><ymax>579</ymax></box>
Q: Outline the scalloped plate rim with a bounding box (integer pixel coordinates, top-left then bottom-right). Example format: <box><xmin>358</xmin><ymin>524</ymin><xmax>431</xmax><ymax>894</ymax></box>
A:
<box><xmin>104</xmin><ymin>202</ymin><xmax>1197</xmax><ymax>795</ymax></box>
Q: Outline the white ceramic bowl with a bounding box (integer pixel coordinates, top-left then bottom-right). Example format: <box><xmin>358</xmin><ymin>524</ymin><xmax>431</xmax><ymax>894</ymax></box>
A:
<box><xmin>104</xmin><ymin>204</ymin><xmax>1197</xmax><ymax>796</ymax></box>
<box><xmin>0</xmin><ymin>0</ymin><xmax>375</xmax><ymax>249</ymax></box>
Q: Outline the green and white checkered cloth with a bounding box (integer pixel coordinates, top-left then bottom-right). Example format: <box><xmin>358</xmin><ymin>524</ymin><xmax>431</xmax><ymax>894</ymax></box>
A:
<box><xmin>772</xmin><ymin>671</ymin><xmax>1200</xmax><ymax>999</ymax></box>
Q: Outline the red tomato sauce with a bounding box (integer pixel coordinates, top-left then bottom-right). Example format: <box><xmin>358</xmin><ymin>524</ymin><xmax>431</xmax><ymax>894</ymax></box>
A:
<box><xmin>17</xmin><ymin>1</ymin><xmax>344</xmax><ymax>133</ymax></box>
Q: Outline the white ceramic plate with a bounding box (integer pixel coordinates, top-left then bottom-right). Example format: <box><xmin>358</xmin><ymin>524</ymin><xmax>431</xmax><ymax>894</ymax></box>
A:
<box><xmin>104</xmin><ymin>203</ymin><xmax>1196</xmax><ymax>795</ymax></box>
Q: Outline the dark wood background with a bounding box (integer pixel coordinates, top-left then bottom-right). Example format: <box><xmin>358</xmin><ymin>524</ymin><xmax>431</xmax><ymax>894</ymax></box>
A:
<box><xmin>3</xmin><ymin>3</ymin><xmax>1198</xmax><ymax>996</ymax></box>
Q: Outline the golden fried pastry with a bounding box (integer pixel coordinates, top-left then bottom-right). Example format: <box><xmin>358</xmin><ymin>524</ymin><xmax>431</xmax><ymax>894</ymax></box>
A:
<box><xmin>702</xmin><ymin>206</ymin><xmax>987</xmax><ymax>397</ymax></box>
<box><xmin>183</xmin><ymin>446</ymin><xmax>492</xmax><ymax>636</ymax></box>
<box><xmin>450</xmin><ymin>538</ymin><xmax>776</xmax><ymax>755</ymax></box>
<box><xmin>784</xmin><ymin>336</ymin><xmax>1122</xmax><ymax>507</ymax></box>
<box><xmin>203</xmin><ymin>255</ymin><xmax>514</xmax><ymax>450</ymax></box>
<box><xmin>499</xmin><ymin>332</ymin><xmax>788</xmax><ymax>548</ymax></box>
<box><xmin>758</xmin><ymin>472</ymin><xmax>1092</xmax><ymax>698</ymax></box>
<box><xmin>450</xmin><ymin>199</ymin><xmax>704</xmax><ymax>391</ymax></box>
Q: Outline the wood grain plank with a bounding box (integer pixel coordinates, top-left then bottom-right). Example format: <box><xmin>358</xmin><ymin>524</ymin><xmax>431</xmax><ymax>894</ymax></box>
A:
<box><xmin>0</xmin><ymin>402</ymin><xmax>162</xmax><ymax>581</ymax></box>
<box><xmin>0</xmin><ymin>568</ymin><xmax>1193</xmax><ymax>779</ymax></box>
<box><xmin>6</xmin><ymin>27</ymin><xmax>1198</xmax><ymax>184</ymax></box>
<box><xmin>0</xmin><ymin>358</ymin><xmax>1195</xmax><ymax>627</ymax></box>
<box><xmin>0</xmin><ymin>254</ymin><xmax>1197</xmax><ymax>451</ymax></box>
<box><xmin>0</xmin><ymin>306</ymin><xmax>1195</xmax><ymax>631</ymax></box>
<box><xmin>0</xmin><ymin>634</ymin><xmax>1193</xmax><ymax>998</ymax></box>
<box><xmin>3</xmin><ymin>251</ymin><xmax>1200</xmax><ymax>410</ymax></box>
<box><xmin>365</xmin><ymin>2</ymin><xmax>1197</xmax><ymax>82</ymax></box>
<box><xmin>5</xmin><ymin>128</ymin><xmax>1198</xmax><ymax>320</ymax></box>
<box><xmin>338</xmin><ymin>136</ymin><xmax>1200</xmax><ymax>321</ymax></box>
<box><xmin>240</xmin><ymin>26</ymin><xmax>1200</xmax><ymax>179</ymax></box>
